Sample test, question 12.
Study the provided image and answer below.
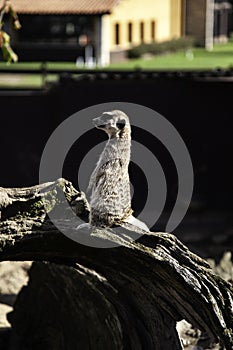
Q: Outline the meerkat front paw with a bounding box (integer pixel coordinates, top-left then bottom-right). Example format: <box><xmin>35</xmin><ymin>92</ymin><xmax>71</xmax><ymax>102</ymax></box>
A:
<box><xmin>76</xmin><ymin>223</ymin><xmax>104</xmax><ymax>238</ymax></box>
<box><xmin>123</xmin><ymin>215</ymin><xmax>150</xmax><ymax>232</ymax></box>
<box><xmin>76</xmin><ymin>223</ymin><xmax>92</xmax><ymax>232</ymax></box>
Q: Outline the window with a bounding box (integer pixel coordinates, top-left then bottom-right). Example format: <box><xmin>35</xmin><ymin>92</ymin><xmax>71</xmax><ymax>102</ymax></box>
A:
<box><xmin>140</xmin><ymin>22</ymin><xmax>144</xmax><ymax>42</ymax></box>
<box><xmin>128</xmin><ymin>22</ymin><xmax>133</xmax><ymax>43</ymax></box>
<box><xmin>151</xmin><ymin>20</ymin><xmax>156</xmax><ymax>41</ymax></box>
<box><xmin>18</xmin><ymin>14</ymin><xmax>88</xmax><ymax>42</ymax></box>
<box><xmin>115</xmin><ymin>23</ymin><xmax>120</xmax><ymax>45</ymax></box>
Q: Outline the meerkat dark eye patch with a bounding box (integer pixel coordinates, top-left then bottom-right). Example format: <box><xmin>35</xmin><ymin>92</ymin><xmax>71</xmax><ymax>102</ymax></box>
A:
<box><xmin>117</xmin><ymin>119</ymin><xmax>126</xmax><ymax>130</ymax></box>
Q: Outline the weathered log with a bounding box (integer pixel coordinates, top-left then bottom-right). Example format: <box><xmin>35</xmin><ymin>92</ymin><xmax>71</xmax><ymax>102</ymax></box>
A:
<box><xmin>0</xmin><ymin>179</ymin><xmax>233</xmax><ymax>350</ymax></box>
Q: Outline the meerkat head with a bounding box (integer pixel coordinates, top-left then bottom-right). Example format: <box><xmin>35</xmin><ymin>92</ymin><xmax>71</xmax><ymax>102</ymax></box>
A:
<box><xmin>93</xmin><ymin>110</ymin><xmax>130</xmax><ymax>138</ymax></box>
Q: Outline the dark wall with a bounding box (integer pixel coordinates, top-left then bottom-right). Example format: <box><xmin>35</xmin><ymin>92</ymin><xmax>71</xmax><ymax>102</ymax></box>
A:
<box><xmin>0</xmin><ymin>75</ymin><xmax>232</xmax><ymax>215</ymax></box>
<box><xmin>14</xmin><ymin>45</ymin><xmax>85</xmax><ymax>62</ymax></box>
<box><xmin>185</xmin><ymin>0</ymin><xmax>207</xmax><ymax>46</ymax></box>
<box><xmin>0</xmin><ymin>91</ymin><xmax>57</xmax><ymax>186</ymax></box>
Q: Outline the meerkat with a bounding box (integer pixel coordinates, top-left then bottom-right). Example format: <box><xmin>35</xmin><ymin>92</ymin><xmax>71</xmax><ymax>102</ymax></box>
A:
<box><xmin>78</xmin><ymin>110</ymin><xmax>149</xmax><ymax>232</ymax></box>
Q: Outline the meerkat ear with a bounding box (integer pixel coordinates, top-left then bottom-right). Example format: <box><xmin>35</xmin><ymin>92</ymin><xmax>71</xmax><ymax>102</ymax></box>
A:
<box><xmin>116</xmin><ymin>119</ymin><xmax>126</xmax><ymax>130</ymax></box>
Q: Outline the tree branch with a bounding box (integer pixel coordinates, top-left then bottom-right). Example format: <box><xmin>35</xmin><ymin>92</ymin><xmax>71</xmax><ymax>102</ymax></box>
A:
<box><xmin>0</xmin><ymin>179</ymin><xmax>232</xmax><ymax>349</ymax></box>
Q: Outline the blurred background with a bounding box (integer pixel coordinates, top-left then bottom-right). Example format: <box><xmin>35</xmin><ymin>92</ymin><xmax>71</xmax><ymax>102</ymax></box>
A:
<box><xmin>1</xmin><ymin>0</ymin><xmax>233</xmax><ymax>259</ymax></box>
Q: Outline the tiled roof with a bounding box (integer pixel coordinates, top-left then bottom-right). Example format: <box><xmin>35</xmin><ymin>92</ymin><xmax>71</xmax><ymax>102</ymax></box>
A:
<box><xmin>11</xmin><ymin>0</ymin><xmax>121</xmax><ymax>15</ymax></box>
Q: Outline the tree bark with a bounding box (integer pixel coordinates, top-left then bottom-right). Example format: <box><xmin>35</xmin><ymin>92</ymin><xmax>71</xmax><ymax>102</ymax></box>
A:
<box><xmin>0</xmin><ymin>179</ymin><xmax>232</xmax><ymax>350</ymax></box>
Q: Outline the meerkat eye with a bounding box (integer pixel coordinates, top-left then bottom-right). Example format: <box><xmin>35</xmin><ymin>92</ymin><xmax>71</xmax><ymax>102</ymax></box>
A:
<box><xmin>116</xmin><ymin>119</ymin><xmax>126</xmax><ymax>130</ymax></box>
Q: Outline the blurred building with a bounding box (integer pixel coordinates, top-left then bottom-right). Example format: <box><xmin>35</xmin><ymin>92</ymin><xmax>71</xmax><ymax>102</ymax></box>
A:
<box><xmin>184</xmin><ymin>0</ymin><xmax>232</xmax><ymax>49</ymax></box>
<box><xmin>105</xmin><ymin>0</ymin><xmax>182</xmax><ymax>63</ymax></box>
<box><xmin>10</xmin><ymin>0</ymin><xmax>182</xmax><ymax>65</ymax></box>
<box><xmin>214</xmin><ymin>0</ymin><xmax>232</xmax><ymax>43</ymax></box>
<box><xmin>10</xmin><ymin>0</ymin><xmax>232</xmax><ymax>64</ymax></box>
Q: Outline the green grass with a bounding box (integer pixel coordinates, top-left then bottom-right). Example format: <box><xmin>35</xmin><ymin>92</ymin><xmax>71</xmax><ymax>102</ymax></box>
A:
<box><xmin>0</xmin><ymin>61</ymin><xmax>78</xmax><ymax>71</ymax></box>
<box><xmin>0</xmin><ymin>62</ymin><xmax>79</xmax><ymax>88</ymax></box>
<box><xmin>0</xmin><ymin>72</ymin><xmax>58</xmax><ymax>88</ymax></box>
<box><xmin>1</xmin><ymin>42</ymin><xmax>233</xmax><ymax>88</ymax></box>
<box><xmin>0</xmin><ymin>62</ymin><xmax>72</xmax><ymax>69</ymax></box>
<box><xmin>109</xmin><ymin>43</ymin><xmax>233</xmax><ymax>70</ymax></box>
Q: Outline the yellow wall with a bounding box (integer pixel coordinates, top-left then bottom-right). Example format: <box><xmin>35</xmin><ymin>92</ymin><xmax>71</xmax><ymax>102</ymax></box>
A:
<box><xmin>108</xmin><ymin>0</ymin><xmax>182</xmax><ymax>51</ymax></box>
<box><xmin>170</xmin><ymin>0</ymin><xmax>182</xmax><ymax>38</ymax></box>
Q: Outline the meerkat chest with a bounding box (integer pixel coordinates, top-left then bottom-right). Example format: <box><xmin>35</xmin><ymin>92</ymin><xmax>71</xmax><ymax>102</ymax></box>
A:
<box><xmin>91</xmin><ymin>158</ymin><xmax>131</xmax><ymax>208</ymax></box>
<box><xmin>90</xmin><ymin>134</ymin><xmax>131</xmax><ymax>213</ymax></box>
<box><xmin>99</xmin><ymin>159</ymin><xmax>130</xmax><ymax>191</ymax></box>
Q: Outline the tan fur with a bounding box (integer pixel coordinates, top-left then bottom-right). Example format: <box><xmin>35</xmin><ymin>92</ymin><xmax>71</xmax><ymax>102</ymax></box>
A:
<box><xmin>88</xmin><ymin>110</ymin><xmax>133</xmax><ymax>227</ymax></box>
